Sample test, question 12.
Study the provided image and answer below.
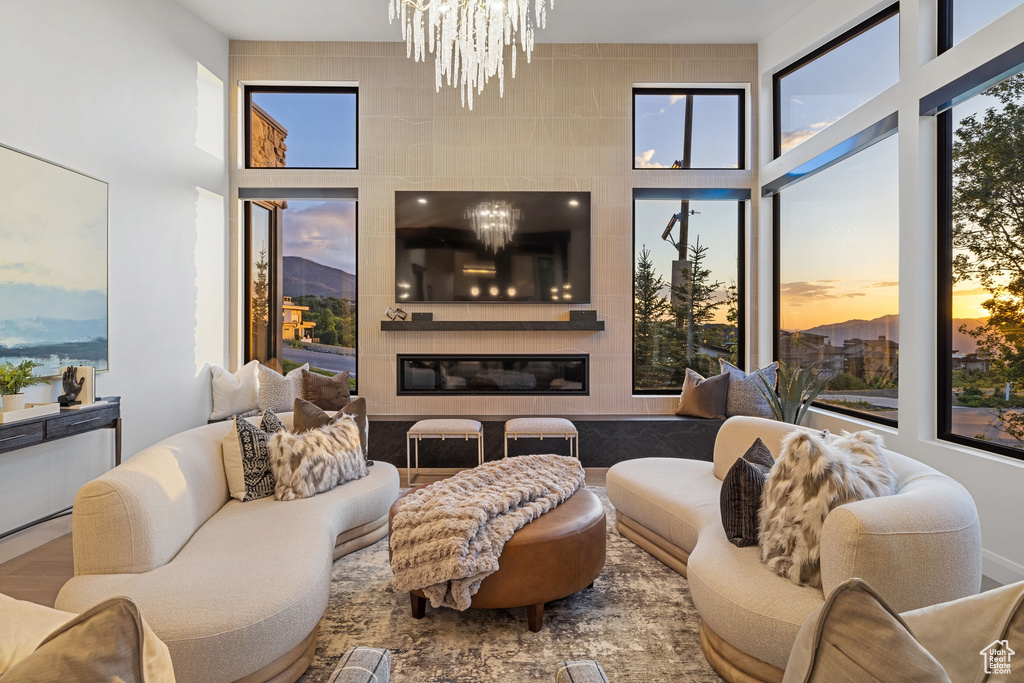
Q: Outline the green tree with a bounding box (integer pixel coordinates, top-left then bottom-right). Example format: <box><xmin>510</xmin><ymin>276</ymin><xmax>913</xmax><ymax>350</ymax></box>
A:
<box><xmin>952</xmin><ymin>73</ymin><xmax>1024</xmax><ymax>445</ymax></box>
<box><xmin>633</xmin><ymin>246</ymin><xmax>673</xmax><ymax>388</ymax></box>
<box><xmin>251</xmin><ymin>245</ymin><xmax>269</xmax><ymax>356</ymax></box>
<box><xmin>670</xmin><ymin>237</ymin><xmax>725</xmax><ymax>359</ymax></box>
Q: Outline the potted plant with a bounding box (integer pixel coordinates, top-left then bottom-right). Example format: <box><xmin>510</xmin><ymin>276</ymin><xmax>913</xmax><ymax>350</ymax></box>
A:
<box><xmin>0</xmin><ymin>360</ymin><xmax>50</xmax><ymax>412</ymax></box>
<box><xmin>755</xmin><ymin>360</ymin><xmax>830</xmax><ymax>425</ymax></box>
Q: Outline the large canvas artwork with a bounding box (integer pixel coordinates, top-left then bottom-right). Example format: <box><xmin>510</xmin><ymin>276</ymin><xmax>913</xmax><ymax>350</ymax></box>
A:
<box><xmin>0</xmin><ymin>144</ymin><xmax>108</xmax><ymax>376</ymax></box>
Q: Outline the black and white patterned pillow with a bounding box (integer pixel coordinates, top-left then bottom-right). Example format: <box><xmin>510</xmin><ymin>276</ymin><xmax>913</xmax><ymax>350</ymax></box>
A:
<box><xmin>234</xmin><ymin>412</ymin><xmax>284</xmax><ymax>502</ymax></box>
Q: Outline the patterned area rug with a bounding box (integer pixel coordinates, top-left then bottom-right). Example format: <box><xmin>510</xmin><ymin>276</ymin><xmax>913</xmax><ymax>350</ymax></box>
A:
<box><xmin>298</xmin><ymin>488</ymin><xmax>723</xmax><ymax>682</ymax></box>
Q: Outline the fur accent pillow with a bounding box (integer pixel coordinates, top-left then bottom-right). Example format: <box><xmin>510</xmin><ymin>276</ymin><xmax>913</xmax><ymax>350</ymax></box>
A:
<box><xmin>293</xmin><ymin>396</ymin><xmax>369</xmax><ymax>458</ymax></box>
<box><xmin>675</xmin><ymin>368</ymin><xmax>730</xmax><ymax>419</ymax></box>
<box><xmin>720</xmin><ymin>360</ymin><xmax>777</xmax><ymax>419</ymax></box>
<box><xmin>257</xmin><ymin>363</ymin><xmax>308</xmax><ymax>413</ymax></box>
<box><xmin>269</xmin><ymin>415</ymin><xmax>367</xmax><ymax>501</ymax></box>
<box><xmin>759</xmin><ymin>429</ymin><xmax>897</xmax><ymax>588</ymax></box>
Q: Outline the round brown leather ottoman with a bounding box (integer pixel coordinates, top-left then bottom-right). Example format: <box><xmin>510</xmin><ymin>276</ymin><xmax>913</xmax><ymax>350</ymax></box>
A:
<box><xmin>388</xmin><ymin>487</ymin><xmax>606</xmax><ymax>631</ymax></box>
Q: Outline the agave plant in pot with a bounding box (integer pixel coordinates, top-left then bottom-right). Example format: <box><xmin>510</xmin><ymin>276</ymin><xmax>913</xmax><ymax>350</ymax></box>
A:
<box><xmin>755</xmin><ymin>360</ymin><xmax>830</xmax><ymax>425</ymax></box>
<box><xmin>0</xmin><ymin>360</ymin><xmax>50</xmax><ymax>412</ymax></box>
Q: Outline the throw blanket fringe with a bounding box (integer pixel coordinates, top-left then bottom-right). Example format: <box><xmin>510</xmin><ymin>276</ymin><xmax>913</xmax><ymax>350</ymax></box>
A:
<box><xmin>390</xmin><ymin>454</ymin><xmax>585</xmax><ymax>610</ymax></box>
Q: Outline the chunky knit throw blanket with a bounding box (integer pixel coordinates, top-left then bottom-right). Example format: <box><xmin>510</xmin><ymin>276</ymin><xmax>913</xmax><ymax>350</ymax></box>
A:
<box><xmin>390</xmin><ymin>454</ymin><xmax>585</xmax><ymax>610</ymax></box>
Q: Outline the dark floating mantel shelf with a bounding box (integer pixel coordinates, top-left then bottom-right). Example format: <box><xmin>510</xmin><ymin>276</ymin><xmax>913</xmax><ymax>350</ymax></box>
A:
<box><xmin>380</xmin><ymin>320</ymin><xmax>605</xmax><ymax>332</ymax></box>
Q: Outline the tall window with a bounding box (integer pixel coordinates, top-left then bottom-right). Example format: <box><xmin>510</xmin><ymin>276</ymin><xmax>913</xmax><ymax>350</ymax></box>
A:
<box><xmin>245</xmin><ymin>198</ymin><xmax>358</xmax><ymax>391</ymax></box>
<box><xmin>774</xmin><ymin>5</ymin><xmax>899</xmax><ymax>156</ymax></box>
<box><xmin>244</xmin><ymin>86</ymin><xmax>357</xmax><ymax>169</ymax></box>
<box><xmin>633</xmin><ymin>196</ymin><xmax>743</xmax><ymax>393</ymax></box>
<box><xmin>939</xmin><ymin>70</ymin><xmax>1024</xmax><ymax>458</ymax></box>
<box><xmin>633</xmin><ymin>89</ymin><xmax>745</xmax><ymax>169</ymax></box>
<box><xmin>941</xmin><ymin>0</ymin><xmax>1023</xmax><ymax>48</ymax></box>
<box><xmin>775</xmin><ymin>134</ymin><xmax>899</xmax><ymax>424</ymax></box>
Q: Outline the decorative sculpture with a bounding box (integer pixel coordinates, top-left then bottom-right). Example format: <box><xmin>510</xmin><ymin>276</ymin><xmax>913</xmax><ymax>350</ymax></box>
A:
<box><xmin>58</xmin><ymin>366</ymin><xmax>85</xmax><ymax>406</ymax></box>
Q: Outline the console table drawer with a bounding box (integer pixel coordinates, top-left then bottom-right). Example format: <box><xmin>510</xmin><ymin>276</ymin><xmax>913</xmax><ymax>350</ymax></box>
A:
<box><xmin>0</xmin><ymin>421</ymin><xmax>45</xmax><ymax>454</ymax></box>
<box><xmin>46</xmin><ymin>406</ymin><xmax>119</xmax><ymax>440</ymax></box>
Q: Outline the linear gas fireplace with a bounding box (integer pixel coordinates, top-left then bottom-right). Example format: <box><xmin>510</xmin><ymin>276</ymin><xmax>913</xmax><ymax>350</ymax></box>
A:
<box><xmin>397</xmin><ymin>354</ymin><xmax>588</xmax><ymax>396</ymax></box>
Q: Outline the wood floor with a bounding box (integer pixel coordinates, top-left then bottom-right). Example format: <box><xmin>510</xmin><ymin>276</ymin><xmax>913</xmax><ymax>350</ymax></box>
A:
<box><xmin>0</xmin><ymin>467</ymin><xmax>609</xmax><ymax>608</ymax></box>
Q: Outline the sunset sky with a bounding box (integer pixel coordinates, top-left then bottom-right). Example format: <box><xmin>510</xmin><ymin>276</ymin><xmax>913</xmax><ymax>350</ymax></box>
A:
<box><xmin>634</xmin><ymin>93</ymin><xmax>740</xmax><ymax>169</ymax></box>
<box><xmin>282</xmin><ymin>200</ymin><xmax>357</xmax><ymax>275</ymax></box>
<box><xmin>779</xmin><ymin>134</ymin><xmax>899</xmax><ymax>331</ymax></box>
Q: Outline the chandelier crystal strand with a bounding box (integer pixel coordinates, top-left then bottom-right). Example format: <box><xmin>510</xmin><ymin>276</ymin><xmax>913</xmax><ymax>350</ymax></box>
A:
<box><xmin>389</xmin><ymin>0</ymin><xmax>551</xmax><ymax>110</ymax></box>
<box><xmin>467</xmin><ymin>201</ymin><xmax>521</xmax><ymax>253</ymax></box>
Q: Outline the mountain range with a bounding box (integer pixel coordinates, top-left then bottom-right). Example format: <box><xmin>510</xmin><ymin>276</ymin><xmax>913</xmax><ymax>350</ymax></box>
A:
<box><xmin>283</xmin><ymin>256</ymin><xmax>356</xmax><ymax>300</ymax></box>
<box><xmin>791</xmin><ymin>314</ymin><xmax>986</xmax><ymax>353</ymax></box>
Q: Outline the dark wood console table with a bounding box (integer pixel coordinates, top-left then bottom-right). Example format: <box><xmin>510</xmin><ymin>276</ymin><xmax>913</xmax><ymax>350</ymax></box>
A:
<box><xmin>0</xmin><ymin>397</ymin><xmax>121</xmax><ymax>540</ymax></box>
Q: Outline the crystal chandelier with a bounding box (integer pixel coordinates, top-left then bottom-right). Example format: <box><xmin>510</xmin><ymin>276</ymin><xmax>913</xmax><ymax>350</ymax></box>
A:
<box><xmin>388</xmin><ymin>0</ymin><xmax>552</xmax><ymax>110</ymax></box>
<box><xmin>467</xmin><ymin>201</ymin><xmax>520</xmax><ymax>252</ymax></box>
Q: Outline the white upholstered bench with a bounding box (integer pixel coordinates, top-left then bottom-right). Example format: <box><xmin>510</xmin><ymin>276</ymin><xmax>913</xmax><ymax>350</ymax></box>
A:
<box><xmin>504</xmin><ymin>417</ymin><xmax>579</xmax><ymax>459</ymax></box>
<box><xmin>406</xmin><ymin>419</ymin><xmax>484</xmax><ymax>483</ymax></box>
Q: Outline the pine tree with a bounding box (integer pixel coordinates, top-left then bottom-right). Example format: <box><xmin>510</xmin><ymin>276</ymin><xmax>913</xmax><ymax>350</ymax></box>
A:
<box><xmin>670</xmin><ymin>237</ymin><xmax>725</xmax><ymax>361</ymax></box>
<box><xmin>251</xmin><ymin>244</ymin><xmax>270</xmax><ymax>351</ymax></box>
<box><xmin>634</xmin><ymin>246</ymin><xmax>672</xmax><ymax>388</ymax></box>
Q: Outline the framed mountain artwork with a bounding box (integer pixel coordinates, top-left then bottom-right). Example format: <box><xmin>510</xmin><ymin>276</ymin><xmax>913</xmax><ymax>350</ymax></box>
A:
<box><xmin>0</xmin><ymin>143</ymin><xmax>108</xmax><ymax>376</ymax></box>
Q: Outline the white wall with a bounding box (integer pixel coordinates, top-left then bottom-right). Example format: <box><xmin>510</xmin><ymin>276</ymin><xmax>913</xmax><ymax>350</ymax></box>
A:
<box><xmin>758</xmin><ymin>0</ymin><xmax>1024</xmax><ymax>584</ymax></box>
<box><xmin>0</xmin><ymin>0</ymin><xmax>229</xmax><ymax>563</ymax></box>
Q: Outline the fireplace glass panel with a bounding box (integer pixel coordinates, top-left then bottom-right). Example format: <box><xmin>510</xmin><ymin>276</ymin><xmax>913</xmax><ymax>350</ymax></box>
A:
<box><xmin>397</xmin><ymin>355</ymin><xmax>588</xmax><ymax>395</ymax></box>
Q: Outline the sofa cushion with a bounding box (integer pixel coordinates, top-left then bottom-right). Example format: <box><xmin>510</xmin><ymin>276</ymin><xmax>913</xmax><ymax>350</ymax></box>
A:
<box><xmin>210</xmin><ymin>360</ymin><xmax>260</xmax><ymax>421</ymax></box>
<box><xmin>720</xmin><ymin>438</ymin><xmax>774</xmax><ymax>547</ymax></box>
<box><xmin>719</xmin><ymin>360</ymin><xmax>777</xmax><ymax>419</ymax></box>
<box><xmin>221</xmin><ymin>412</ymin><xmax>285</xmax><ymax>502</ymax></box>
<box><xmin>782</xmin><ymin>579</ymin><xmax>950</xmax><ymax>683</ymax></box>
<box><xmin>57</xmin><ymin>461</ymin><xmax>400</xmax><ymax>683</ymax></box>
<box><xmin>301</xmin><ymin>369</ymin><xmax>351</xmax><ymax>412</ymax></box>
<box><xmin>607</xmin><ymin>458</ymin><xmax>721</xmax><ymax>557</ymax></box>
<box><xmin>902</xmin><ymin>580</ymin><xmax>1024</xmax><ymax>682</ymax></box>
<box><xmin>676</xmin><ymin>369</ymin><xmax>729</xmax><ymax>419</ymax></box>
<box><xmin>687</xmin><ymin>530</ymin><xmax>825</xmax><ymax>670</ymax></box>
<box><xmin>270</xmin><ymin>416</ymin><xmax>367</xmax><ymax>501</ymax></box>
<box><xmin>258</xmin><ymin>363</ymin><xmax>308</xmax><ymax>413</ymax></box>
<box><xmin>3</xmin><ymin>596</ymin><xmax>175</xmax><ymax>683</ymax></box>
<box><xmin>0</xmin><ymin>593</ymin><xmax>76</xmax><ymax>673</ymax></box>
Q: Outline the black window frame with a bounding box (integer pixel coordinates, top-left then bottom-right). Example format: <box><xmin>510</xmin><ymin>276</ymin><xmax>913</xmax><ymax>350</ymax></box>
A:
<box><xmin>934</xmin><ymin>51</ymin><xmax>1024</xmax><ymax>461</ymax></box>
<box><xmin>630</xmin><ymin>191</ymin><xmax>747</xmax><ymax>395</ymax></box>
<box><xmin>632</xmin><ymin>87</ymin><xmax>746</xmax><ymax>171</ymax></box>
<box><xmin>242</xmin><ymin>194</ymin><xmax>360</xmax><ymax>395</ymax></box>
<box><xmin>772</xmin><ymin>3</ymin><xmax>900</xmax><ymax>159</ymax></box>
<box><xmin>243</xmin><ymin>84</ymin><xmax>359</xmax><ymax>170</ymax></box>
<box><xmin>769</xmin><ymin>126</ymin><xmax>900</xmax><ymax>429</ymax></box>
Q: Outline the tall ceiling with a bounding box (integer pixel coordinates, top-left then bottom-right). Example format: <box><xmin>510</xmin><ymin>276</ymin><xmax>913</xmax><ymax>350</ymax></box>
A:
<box><xmin>173</xmin><ymin>0</ymin><xmax>817</xmax><ymax>44</ymax></box>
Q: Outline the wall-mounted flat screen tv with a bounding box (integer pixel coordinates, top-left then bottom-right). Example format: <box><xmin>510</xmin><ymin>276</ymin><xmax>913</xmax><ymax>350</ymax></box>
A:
<box><xmin>395</xmin><ymin>191</ymin><xmax>591</xmax><ymax>303</ymax></box>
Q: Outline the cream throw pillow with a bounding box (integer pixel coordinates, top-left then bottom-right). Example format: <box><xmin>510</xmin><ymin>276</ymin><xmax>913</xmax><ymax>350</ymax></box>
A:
<box><xmin>2</xmin><ymin>596</ymin><xmax>174</xmax><ymax>682</ymax></box>
<box><xmin>784</xmin><ymin>578</ymin><xmax>951</xmax><ymax>683</ymax></box>
<box><xmin>209</xmin><ymin>360</ymin><xmax>260</xmax><ymax>420</ymax></box>
<box><xmin>0</xmin><ymin>593</ymin><xmax>76</xmax><ymax>673</ymax></box>
<box><xmin>902</xmin><ymin>580</ymin><xmax>1024</xmax><ymax>682</ymax></box>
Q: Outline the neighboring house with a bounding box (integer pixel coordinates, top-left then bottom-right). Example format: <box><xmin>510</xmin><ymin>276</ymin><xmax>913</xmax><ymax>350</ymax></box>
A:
<box><xmin>283</xmin><ymin>296</ymin><xmax>316</xmax><ymax>342</ymax></box>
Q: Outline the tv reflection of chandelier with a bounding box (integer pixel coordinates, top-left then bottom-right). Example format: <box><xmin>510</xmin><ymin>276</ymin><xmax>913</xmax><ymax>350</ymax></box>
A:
<box><xmin>467</xmin><ymin>201</ymin><xmax>520</xmax><ymax>253</ymax></box>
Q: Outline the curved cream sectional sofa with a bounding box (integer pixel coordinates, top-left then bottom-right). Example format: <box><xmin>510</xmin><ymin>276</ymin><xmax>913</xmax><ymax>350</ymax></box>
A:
<box><xmin>55</xmin><ymin>413</ymin><xmax>400</xmax><ymax>683</ymax></box>
<box><xmin>607</xmin><ymin>416</ymin><xmax>982</xmax><ymax>683</ymax></box>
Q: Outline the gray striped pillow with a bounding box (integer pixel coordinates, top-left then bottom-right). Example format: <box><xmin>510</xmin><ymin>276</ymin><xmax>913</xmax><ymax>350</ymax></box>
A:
<box><xmin>328</xmin><ymin>646</ymin><xmax>390</xmax><ymax>683</ymax></box>
<box><xmin>720</xmin><ymin>438</ymin><xmax>775</xmax><ymax>547</ymax></box>
<box><xmin>555</xmin><ymin>660</ymin><xmax>610</xmax><ymax>683</ymax></box>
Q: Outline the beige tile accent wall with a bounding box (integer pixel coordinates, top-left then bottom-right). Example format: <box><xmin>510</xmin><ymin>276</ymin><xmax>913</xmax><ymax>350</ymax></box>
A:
<box><xmin>229</xmin><ymin>41</ymin><xmax>759</xmax><ymax>417</ymax></box>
